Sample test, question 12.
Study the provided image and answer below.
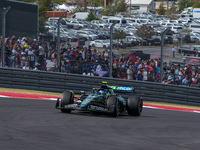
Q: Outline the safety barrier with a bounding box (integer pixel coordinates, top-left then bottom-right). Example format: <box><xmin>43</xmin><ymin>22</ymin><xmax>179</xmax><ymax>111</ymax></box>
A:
<box><xmin>0</xmin><ymin>68</ymin><xmax>200</xmax><ymax>106</ymax></box>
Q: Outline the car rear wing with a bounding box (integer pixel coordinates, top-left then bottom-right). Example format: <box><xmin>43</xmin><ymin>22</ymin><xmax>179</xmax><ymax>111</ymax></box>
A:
<box><xmin>110</xmin><ymin>86</ymin><xmax>135</xmax><ymax>93</ymax></box>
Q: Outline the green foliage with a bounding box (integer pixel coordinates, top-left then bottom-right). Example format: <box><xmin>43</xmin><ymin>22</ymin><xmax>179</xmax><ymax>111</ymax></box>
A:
<box><xmin>136</xmin><ymin>25</ymin><xmax>155</xmax><ymax>39</ymax></box>
<box><xmin>53</xmin><ymin>0</ymin><xmax>66</xmax><ymax>4</ymax></box>
<box><xmin>86</xmin><ymin>11</ymin><xmax>99</xmax><ymax>21</ymax></box>
<box><xmin>91</xmin><ymin>0</ymin><xmax>104</xmax><ymax>6</ymax></box>
<box><xmin>157</xmin><ymin>2</ymin><xmax>166</xmax><ymax>15</ymax></box>
<box><xmin>193</xmin><ymin>0</ymin><xmax>200</xmax><ymax>8</ymax></box>
<box><xmin>102</xmin><ymin>0</ymin><xmax>126</xmax><ymax>16</ymax></box>
<box><xmin>182</xmin><ymin>29</ymin><xmax>191</xmax><ymax>34</ymax></box>
<box><xmin>39</xmin><ymin>15</ymin><xmax>48</xmax><ymax>34</ymax></box>
<box><xmin>178</xmin><ymin>0</ymin><xmax>194</xmax><ymax>12</ymax></box>
<box><xmin>113</xmin><ymin>30</ymin><xmax>126</xmax><ymax>40</ymax></box>
<box><xmin>166</xmin><ymin>5</ymin><xmax>178</xmax><ymax>19</ymax></box>
<box><xmin>102</xmin><ymin>7</ymin><xmax>115</xmax><ymax>16</ymax></box>
<box><xmin>114</xmin><ymin>0</ymin><xmax>127</xmax><ymax>13</ymax></box>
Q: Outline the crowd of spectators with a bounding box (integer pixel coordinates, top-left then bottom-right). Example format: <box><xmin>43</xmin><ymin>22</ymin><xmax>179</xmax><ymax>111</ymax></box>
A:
<box><xmin>0</xmin><ymin>35</ymin><xmax>200</xmax><ymax>88</ymax></box>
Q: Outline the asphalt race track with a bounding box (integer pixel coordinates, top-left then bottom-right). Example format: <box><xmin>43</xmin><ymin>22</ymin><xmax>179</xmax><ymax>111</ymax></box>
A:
<box><xmin>0</xmin><ymin>98</ymin><xmax>200</xmax><ymax>150</ymax></box>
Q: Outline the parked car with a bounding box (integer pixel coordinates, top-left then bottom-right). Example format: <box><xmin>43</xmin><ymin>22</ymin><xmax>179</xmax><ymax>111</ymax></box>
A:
<box><xmin>90</xmin><ymin>40</ymin><xmax>110</xmax><ymax>48</ymax></box>
<box><xmin>76</xmin><ymin>30</ymin><xmax>98</xmax><ymax>41</ymax></box>
<box><xmin>70</xmin><ymin>20</ymin><xmax>87</xmax><ymax>29</ymax></box>
<box><xmin>61</xmin><ymin>33</ymin><xmax>78</xmax><ymax>42</ymax></box>
<box><xmin>91</xmin><ymin>20</ymin><xmax>110</xmax><ymax>29</ymax></box>
<box><xmin>60</xmin><ymin>19</ymin><xmax>74</xmax><ymax>29</ymax></box>
<box><xmin>130</xmin><ymin>50</ymin><xmax>150</xmax><ymax>60</ymax></box>
<box><xmin>164</xmin><ymin>35</ymin><xmax>174</xmax><ymax>44</ymax></box>
<box><xmin>143</xmin><ymin>36</ymin><xmax>160</xmax><ymax>46</ymax></box>
<box><xmin>178</xmin><ymin>45</ymin><xmax>200</xmax><ymax>56</ymax></box>
<box><xmin>170</xmin><ymin>26</ymin><xmax>183</xmax><ymax>34</ymax></box>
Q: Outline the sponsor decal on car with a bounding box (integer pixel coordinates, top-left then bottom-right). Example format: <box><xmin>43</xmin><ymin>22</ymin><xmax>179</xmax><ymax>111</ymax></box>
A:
<box><xmin>65</xmin><ymin>104</ymin><xmax>78</xmax><ymax>109</ymax></box>
<box><xmin>89</xmin><ymin>105</ymin><xmax>108</xmax><ymax>112</ymax></box>
<box><xmin>110</xmin><ymin>86</ymin><xmax>132</xmax><ymax>91</ymax></box>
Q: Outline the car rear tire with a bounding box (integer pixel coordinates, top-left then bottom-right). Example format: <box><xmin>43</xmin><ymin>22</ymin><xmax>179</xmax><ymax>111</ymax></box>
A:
<box><xmin>103</xmin><ymin>45</ymin><xmax>106</xmax><ymax>48</ymax></box>
<box><xmin>127</xmin><ymin>95</ymin><xmax>143</xmax><ymax>116</ymax></box>
<box><xmin>107</xmin><ymin>96</ymin><xmax>119</xmax><ymax>117</ymax></box>
<box><xmin>92</xmin><ymin>44</ymin><xmax>95</xmax><ymax>47</ymax></box>
<box><xmin>60</xmin><ymin>91</ymin><xmax>74</xmax><ymax>113</ymax></box>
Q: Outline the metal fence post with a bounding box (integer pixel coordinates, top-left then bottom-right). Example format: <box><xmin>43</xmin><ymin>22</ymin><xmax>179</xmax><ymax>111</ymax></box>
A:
<box><xmin>53</xmin><ymin>2</ymin><xmax>55</xmax><ymax>42</ymax></box>
<box><xmin>57</xmin><ymin>13</ymin><xmax>65</xmax><ymax>72</ymax></box>
<box><xmin>160</xmin><ymin>27</ymin><xmax>170</xmax><ymax>83</ymax></box>
<box><xmin>1</xmin><ymin>6</ymin><xmax>11</xmax><ymax>67</ymax></box>
<box><xmin>109</xmin><ymin>22</ymin><xmax>116</xmax><ymax>78</ymax></box>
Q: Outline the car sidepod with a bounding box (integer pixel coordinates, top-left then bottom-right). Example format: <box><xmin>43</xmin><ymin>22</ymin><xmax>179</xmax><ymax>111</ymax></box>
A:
<box><xmin>80</xmin><ymin>95</ymin><xmax>108</xmax><ymax>112</ymax></box>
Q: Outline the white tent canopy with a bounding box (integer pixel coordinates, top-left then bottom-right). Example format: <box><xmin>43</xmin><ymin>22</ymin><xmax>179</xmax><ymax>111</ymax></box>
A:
<box><xmin>56</xmin><ymin>4</ymin><xmax>68</xmax><ymax>10</ymax></box>
<box><xmin>55</xmin><ymin>4</ymin><xmax>76</xmax><ymax>12</ymax></box>
<box><xmin>128</xmin><ymin>0</ymin><xmax>152</xmax><ymax>5</ymax></box>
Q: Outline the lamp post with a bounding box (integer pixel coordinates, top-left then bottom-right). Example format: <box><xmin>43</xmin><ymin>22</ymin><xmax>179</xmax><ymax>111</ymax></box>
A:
<box><xmin>160</xmin><ymin>27</ymin><xmax>170</xmax><ymax>83</ymax></box>
<box><xmin>130</xmin><ymin>0</ymin><xmax>131</xmax><ymax>16</ymax></box>
<box><xmin>1</xmin><ymin>6</ymin><xmax>11</xmax><ymax>67</ymax></box>
<box><xmin>57</xmin><ymin>13</ymin><xmax>65</xmax><ymax>72</ymax></box>
<box><xmin>109</xmin><ymin>22</ymin><xmax>117</xmax><ymax>78</ymax></box>
<box><xmin>53</xmin><ymin>2</ymin><xmax>55</xmax><ymax>42</ymax></box>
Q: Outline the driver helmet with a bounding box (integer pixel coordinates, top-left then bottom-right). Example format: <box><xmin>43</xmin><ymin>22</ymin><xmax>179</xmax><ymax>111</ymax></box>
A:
<box><xmin>99</xmin><ymin>90</ymin><xmax>106</xmax><ymax>95</ymax></box>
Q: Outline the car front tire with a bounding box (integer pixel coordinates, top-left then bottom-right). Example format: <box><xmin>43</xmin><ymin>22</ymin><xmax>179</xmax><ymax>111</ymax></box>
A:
<box><xmin>60</xmin><ymin>91</ymin><xmax>74</xmax><ymax>113</ymax></box>
<box><xmin>107</xmin><ymin>96</ymin><xmax>119</xmax><ymax>117</ymax></box>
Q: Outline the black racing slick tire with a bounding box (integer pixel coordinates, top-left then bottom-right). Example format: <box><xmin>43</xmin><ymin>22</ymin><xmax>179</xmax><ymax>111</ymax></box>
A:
<box><xmin>60</xmin><ymin>91</ymin><xmax>74</xmax><ymax>113</ymax></box>
<box><xmin>107</xmin><ymin>96</ymin><xmax>119</xmax><ymax>117</ymax></box>
<box><xmin>127</xmin><ymin>95</ymin><xmax>143</xmax><ymax>116</ymax></box>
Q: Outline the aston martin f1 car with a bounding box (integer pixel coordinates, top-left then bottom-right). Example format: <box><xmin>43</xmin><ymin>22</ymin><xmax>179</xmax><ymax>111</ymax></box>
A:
<box><xmin>55</xmin><ymin>82</ymin><xmax>143</xmax><ymax>117</ymax></box>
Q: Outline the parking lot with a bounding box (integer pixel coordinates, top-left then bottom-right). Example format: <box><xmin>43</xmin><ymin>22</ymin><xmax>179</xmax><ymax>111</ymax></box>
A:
<box><xmin>45</xmin><ymin>11</ymin><xmax>200</xmax><ymax>50</ymax></box>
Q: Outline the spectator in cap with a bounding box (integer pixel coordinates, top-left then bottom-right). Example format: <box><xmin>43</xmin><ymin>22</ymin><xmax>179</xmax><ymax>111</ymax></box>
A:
<box><xmin>167</xmin><ymin>76</ymin><xmax>174</xmax><ymax>84</ymax></box>
<box><xmin>191</xmin><ymin>75</ymin><xmax>197</xmax><ymax>87</ymax></box>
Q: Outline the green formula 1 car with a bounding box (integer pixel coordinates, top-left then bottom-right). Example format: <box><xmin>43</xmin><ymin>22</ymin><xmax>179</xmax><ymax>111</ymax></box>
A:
<box><xmin>55</xmin><ymin>82</ymin><xmax>143</xmax><ymax>117</ymax></box>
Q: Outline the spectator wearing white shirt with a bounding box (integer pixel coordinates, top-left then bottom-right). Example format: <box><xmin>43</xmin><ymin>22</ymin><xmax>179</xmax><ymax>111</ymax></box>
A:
<box><xmin>38</xmin><ymin>43</ymin><xmax>45</xmax><ymax>68</ymax></box>
<box><xmin>182</xmin><ymin>76</ymin><xmax>188</xmax><ymax>86</ymax></box>
<box><xmin>28</xmin><ymin>47</ymin><xmax>35</xmax><ymax>69</ymax></box>
<box><xmin>22</xmin><ymin>62</ymin><xmax>30</xmax><ymax>70</ymax></box>
<box><xmin>11</xmin><ymin>47</ymin><xmax>17</xmax><ymax>68</ymax></box>
<box><xmin>127</xmin><ymin>65</ymin><xmax>133</xmax><ymax>80</ymax></box>
<box><xmin>96</xmin><ymin>64</ymin><xmax>102</xmax><ymax>73</ymax></box>
<box><xmin>172</xmin><ymin>46</ymin><xmax>176</xmax><ymax>57</ymax></box>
